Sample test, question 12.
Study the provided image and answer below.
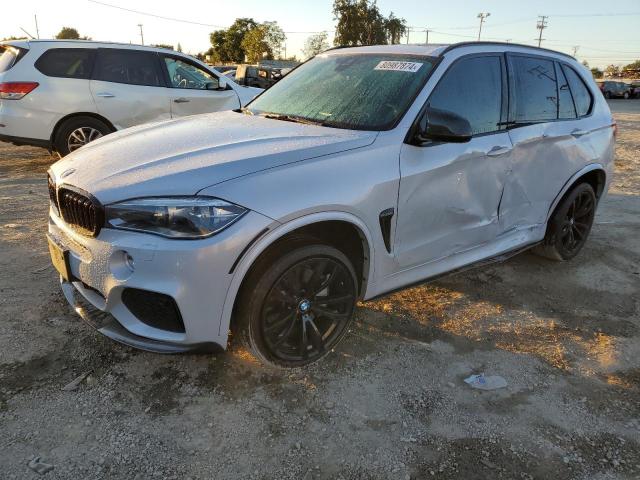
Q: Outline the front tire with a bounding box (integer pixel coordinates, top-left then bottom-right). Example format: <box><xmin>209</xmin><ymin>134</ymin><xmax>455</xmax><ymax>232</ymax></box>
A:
<box><xmin>533</xmin><ymin>183</ymin><xmax>597</xmax><ymax>261</ymax></box>
<box><xmin>54</xmin><ymin>116</ymin><xmax>112</xmax><ymax>156</ymax></box>
<box><xmin>623</xmin><ymin>92</ymin><xmax>630</xmax><ymax>99</ymax></box>
<box><xmin>237</xmin><ymin>242</ymin><xmax>358</xmax><ymax>368</ymax></box>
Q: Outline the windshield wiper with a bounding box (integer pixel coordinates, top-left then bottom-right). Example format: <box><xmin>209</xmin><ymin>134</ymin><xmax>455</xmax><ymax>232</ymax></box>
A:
<box><xmin>260</xmin><ymin>113</ymin><xmax>326</xmax><ymax>126</ymax></box>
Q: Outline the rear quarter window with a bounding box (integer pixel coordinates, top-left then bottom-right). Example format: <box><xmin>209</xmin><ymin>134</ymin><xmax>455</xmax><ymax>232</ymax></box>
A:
<box><xmin>561</xmin><ymin>65</ymin><xmax>593</xmax><ymax>117</ymax></box>
<box><xmin>0</xmin><ymin>45</ymin><xmax>27</xmax><ymax>73</ymax></box>
<box><xmin>35</xmin><ymin>48</ymin><xmax>96</xmax><ymax>79</ymax></box>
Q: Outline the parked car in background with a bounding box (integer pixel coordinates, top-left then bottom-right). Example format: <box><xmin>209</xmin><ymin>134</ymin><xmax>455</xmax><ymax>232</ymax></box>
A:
<box><xmin>0</xmin><ymin>40</ymin><xmax>262</xmax><ymax>155</ymax></box>
<box><xmin>234</xmin><ymin>64</ymin><xmax>285</xmax><ymax>89</ymax></box>
<box><xmin>46</xmin><ymin>42</ymin><xmax>614</xmax><ymax>367</ymax></box>
<box><xmin>630</xmin><ymin>83</ymin><xmax>640</xmax><ymax>98</ymax></box>
<box><xmin>597</xmin><ymin>80</ymin><xmax>633</xmax><ymax>99</ymax></box>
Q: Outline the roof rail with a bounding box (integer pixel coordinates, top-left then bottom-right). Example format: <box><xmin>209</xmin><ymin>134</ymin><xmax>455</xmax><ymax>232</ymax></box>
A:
<box><xmin>440</xmin><ymin>41</ymin><xmax>576</xmax><ymax>60</ymax></box>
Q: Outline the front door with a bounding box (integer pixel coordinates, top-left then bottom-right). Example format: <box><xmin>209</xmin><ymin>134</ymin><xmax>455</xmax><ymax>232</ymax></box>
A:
<box><xmin>161</xmin><ymin>56</ymin><xmax>240</xmax><ymax>118</ymax></box>
<box><xmin>395</xmin><ymin>54</ymin><xmax>512</xmax><ymax>270</ymax></box>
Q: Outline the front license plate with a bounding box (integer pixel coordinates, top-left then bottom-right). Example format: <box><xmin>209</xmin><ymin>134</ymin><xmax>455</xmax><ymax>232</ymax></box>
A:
<box><xmin>47</xmin><ymin>235</ymin><xmax>72</xmax><ymax>281</ymax></box>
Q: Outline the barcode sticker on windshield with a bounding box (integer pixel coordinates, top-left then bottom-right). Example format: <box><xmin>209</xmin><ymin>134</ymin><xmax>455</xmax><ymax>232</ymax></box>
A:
<box><xmin>374</xmin><ymin>61</ymin><xmax>423</xmax><ymax>72</ymax></box>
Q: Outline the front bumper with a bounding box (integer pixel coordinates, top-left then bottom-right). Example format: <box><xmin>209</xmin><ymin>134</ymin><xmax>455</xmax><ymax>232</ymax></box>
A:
<box><xmin>49</xmin><ymin>208</ymin><xmax>273</xmax><ymax>352</ymax></box>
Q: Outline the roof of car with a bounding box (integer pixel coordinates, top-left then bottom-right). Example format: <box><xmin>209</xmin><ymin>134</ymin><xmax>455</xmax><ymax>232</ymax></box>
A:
<box><xmin>323</xmin><ymin>41</ymin><xmax>575</xmax><ymax>61</ymax></box>
<box><xmin>0</xmin><ymin>38</ymin><xmax>179</xmax><ymax>54</ymax></box>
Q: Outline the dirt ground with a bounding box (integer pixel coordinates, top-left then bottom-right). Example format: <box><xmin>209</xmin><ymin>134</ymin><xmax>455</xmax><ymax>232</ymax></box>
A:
<box><xmin>0</xmin><ymin>100</ymin><xmax>638</xmax><ymax>480</ymax></box>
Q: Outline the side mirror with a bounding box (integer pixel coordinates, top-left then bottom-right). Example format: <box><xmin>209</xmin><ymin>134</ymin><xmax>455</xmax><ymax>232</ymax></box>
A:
<box><xmin>413</xmin><ymin>107</ymin><xmax>472</xmax><ymax>144</ymax></box>
<box><xmin>218</xmin><ymin>77</ymin><xmax>228</xmax><ymax>90</ymax></box>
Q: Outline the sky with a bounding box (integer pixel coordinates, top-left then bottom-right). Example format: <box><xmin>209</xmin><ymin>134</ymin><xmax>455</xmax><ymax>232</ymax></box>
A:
<box><xmin>1</xmin><ymin>0</ymin><xmax>639</xmax><ymax>68</ymax></box>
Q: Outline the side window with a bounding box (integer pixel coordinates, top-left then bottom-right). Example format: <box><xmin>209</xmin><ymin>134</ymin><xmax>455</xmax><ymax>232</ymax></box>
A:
<box><xmin>428</xmin><ymin>56</ymin><xmax>503</xmax><ymax>135</ymax></box>
<box><xmin>93</xmin><ymin>49</ymin><xmax>162</xmax><ymax>87</ymax></box>
<box><xmin>556</xmin><ymin>63</ymin><xmax>576</xmax><ymax>119</ymax></box>
<box><xmin>511</xmin><ymin>56</ymin><xmax>557</xmax><ymax>122</ymax></box>
<box><xmin>164</xmin><ymin>57</ymin><xmax>218</xmax><ymax>90</ymax></box>
<box><xmin>562</xmin><ymin>65</ymin><xmax>593</xmax><ymax>117</ymax></box>
<box><xmin>35</xmin><ymin>48</ymin><xmax>95</xmax><ymax>79</ymax></box>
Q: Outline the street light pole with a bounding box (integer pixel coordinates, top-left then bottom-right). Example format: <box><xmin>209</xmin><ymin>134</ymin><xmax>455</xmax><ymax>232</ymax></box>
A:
<box><xmin>137</xmin><ymin>24</ymin><xmax>144</xmax><ymax>45</ymax></box>
<box><xmin>477</xmin><ymin>12</ymin><xmax>490</xmax><ymax>41</ymax></box>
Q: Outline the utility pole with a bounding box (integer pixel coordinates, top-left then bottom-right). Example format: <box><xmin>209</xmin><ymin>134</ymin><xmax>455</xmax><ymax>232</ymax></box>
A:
<box><xmin>425</xmin><ymin>29</ymin><xmax>430</xmax><ymax>45</ymax></box>
<box><xmin>406</xmin><ymin>27</ymin><xmax>410</xmax><ymax>44</ymax></box>
<box><xmin>137</xmin><ymin>24</ymin><xmax>144</xmax><ymax>45</ymax></box>
<box><xmin>572</xmin><ymin>45</ymin><xmax>579</xmax><ymax>57</ymax></box>
<box><xmin>536</xmin><ymin>16</ymin><xmax>548</xmax><ymax>48</ymax></box>
<box><xmin>477</xmin><ymin>12</ymin><xmax>490</xmax><ymax>41</ymax></box>
<box><xmin>34</xmin><ymin>14</ymin><xmax>40</xmax><ymax>39</ymax></box>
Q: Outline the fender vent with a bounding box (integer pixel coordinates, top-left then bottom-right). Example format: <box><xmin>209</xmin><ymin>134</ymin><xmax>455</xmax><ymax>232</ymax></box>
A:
<box><xmin>379</xmin><ymin>208</ymin><xmax>394</xmax><ymax>253</ymax></box>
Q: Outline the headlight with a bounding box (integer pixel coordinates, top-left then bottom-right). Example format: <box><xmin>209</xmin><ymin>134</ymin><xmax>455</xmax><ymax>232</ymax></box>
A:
<box><xmin>105</xmin><ymin>197</ymin><xmax>247</xmax><ymax>239</ymax></box>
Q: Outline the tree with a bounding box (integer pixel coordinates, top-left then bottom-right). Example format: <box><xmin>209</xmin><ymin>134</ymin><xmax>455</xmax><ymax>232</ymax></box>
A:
<box><xmin>261</xmin><ymin>21</ymin><xmax>286</xmax><ymax>59</ymax></box>
<box><xmin>224</xmin><ymin>18</ymin><xmax>258</xmax><ymax>62</ymax></box>
<box><xmin>153</xmin><ymin>44</ymin><xmax>174</xmax><ymax>50</ymax></box>
<box><xmin>177</xmin><ymin>42</ymin><xmax>183</xmax><ymax>53</ymax></box>
<box><xmin>605</xmin><ymin>64</ymin><xmax>621</xmax><ymax>78</ymax></box>
<box><xmin>333</xmin><ymin>0</ymin><xmax>406</xmax><ymax>46</ymax></box>
<box><xmin>303</xmin><ymin>32</ymin><xmax>330</xmax><ymax>58</ymax></box>
<box><xmin>590</xmin><ymin>67</ymin><xmax>604</xmax><ymax>79</ymax></box>
<box><xmin>241</xmin><ymin>25</ymin><xmax>271</xmax><ymax>63</ymax></box>
<box><xmin>385</xmin><ymin>12</ymin><xmax>407</xmax><ymax>45</ymax></box>
<box><xmin>1</xmin><ymin>36</ymin><xmax>28</xmax><ymax>41</ymax></box>
<box><xmin>622</xmin><ymin>59</ymin><xmax>640</xmax><ymax>76</ymax></box>
<box><xmin>56</xmin><ymin>27</ymin><xmax>80</xmax><ymax>40</ymax></box>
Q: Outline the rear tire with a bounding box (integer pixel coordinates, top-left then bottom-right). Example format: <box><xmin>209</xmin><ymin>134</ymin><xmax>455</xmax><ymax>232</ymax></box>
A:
<box><xmin>623</xmin><ymin>92</ymin><xmax>630</xmax><ymax>99</ymax></box>
<box><xmin>236</xmin><ymin>240</ymin><xmax>358</xmax><ymax>368</ymax></box>
<box><xmin>533</xmin><ymin>183</ymin><xmax>596</xmax><ymax>261</ymax></box>
<box><xmin>604</xmin><ymin>91</ymin><xmax>611</xmax><ymax>99</ymax></box>
<box><xmin>54</xmin><ymin>116</ymin><xmax>112</xmax><ymax>156</ymax></box>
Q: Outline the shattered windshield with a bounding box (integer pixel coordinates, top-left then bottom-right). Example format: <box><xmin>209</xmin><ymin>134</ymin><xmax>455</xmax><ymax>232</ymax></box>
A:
<box><xmin>246</xmin><ymin>54</ymin><xmax>435</xmax><ymax>131</ymax></box>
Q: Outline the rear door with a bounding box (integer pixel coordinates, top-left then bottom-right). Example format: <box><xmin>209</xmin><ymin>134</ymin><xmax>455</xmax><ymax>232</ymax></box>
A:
<box><xmin>499</xmin><ymin>54</ymin><xmax>595</xmax><ymax>232</ymax></box>
<box><xmin>395</xmin><ymin>54</ymin><xmax>513</xmax><ymax>269</ymax></box>
<box><xmin>90</xmin><ymin>48</ymin><xmax>170</xmax><ymax>129</ymax></box>
<box><xmin>160</xmin><ymin>55</ymin><xmax>240</xmax><ymax>118</ymax></box>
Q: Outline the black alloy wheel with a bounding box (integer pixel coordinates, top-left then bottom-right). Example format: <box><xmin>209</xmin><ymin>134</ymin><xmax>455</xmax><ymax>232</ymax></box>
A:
<box><xmin>534</xmin><ymin>183</ymin><xmax>597</xmax><ymax>261</ymax></box>
<box><xmin>238</xmin><ymin>243</ymin><xmax>358</xmax><ymax>367</ymax></box>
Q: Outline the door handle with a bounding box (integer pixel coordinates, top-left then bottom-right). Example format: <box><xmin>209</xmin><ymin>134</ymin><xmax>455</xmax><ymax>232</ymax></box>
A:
<box><xmin>571</xmin><ymin>129</ymin><xmax>588</xmax><ymax>138</ymax></box>
<box><xmin>95</xmin><ymin>92</ymin><xmax>114</xmax><ymax>98</ymax></box>
<box><xmin>174</xmin><ymin>98</ymin><xmax>190</xmax><ymax>103</ymax></box>
<box><xmin>487</xmin><ymin>146</ymin><xmax>512</xmax><ymax>157</ymax></box>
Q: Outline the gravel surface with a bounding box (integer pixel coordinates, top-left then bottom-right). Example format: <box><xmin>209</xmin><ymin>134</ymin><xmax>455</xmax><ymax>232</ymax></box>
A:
<box><xmin>1</xmin><ymin>100</ymin><xmax>639</xmax><ymax>480</ymax></box>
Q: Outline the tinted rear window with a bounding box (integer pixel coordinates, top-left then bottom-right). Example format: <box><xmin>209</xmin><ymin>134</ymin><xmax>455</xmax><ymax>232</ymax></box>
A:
<box><xmin>0</xmin><ymin>45</ymin><xmax>26</xmax><ymax>73</ymax></box>
<box><xmin>511</xmin><ymin>56</ymin><xmax>558</xmax><ymax>122</ymax></box>
<box><xmin>93</xmin><ymin>49</ymin><xmax>162</xmax><ymax>87</ymax></box>
<box><xmin>562</xmin><ymin>65</ymin><xmax>593</xmax><ymax>117</ymax></box>
<box><xmin>35</xmin><ymin>48</ymin><xmax>95</xmax><ymax>79</ymax></box>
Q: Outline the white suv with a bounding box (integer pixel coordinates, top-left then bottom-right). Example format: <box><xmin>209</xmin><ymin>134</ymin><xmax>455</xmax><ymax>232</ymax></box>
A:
<box><xmin>0</xmin><ymin>40</ymin><xmax>261</xmax><ymax>155</ymax></box>
<box><xmin>47</xmin><ymin>43</ymin><xmax>615</xmax><ymax>367</ymax></box>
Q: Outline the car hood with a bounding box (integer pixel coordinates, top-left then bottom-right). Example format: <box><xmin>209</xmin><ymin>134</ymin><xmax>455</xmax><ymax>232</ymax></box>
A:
<box><xmin>50</xmin><ymin>111</ymin><xmax>377</xmax><ymax>205</ymax></box>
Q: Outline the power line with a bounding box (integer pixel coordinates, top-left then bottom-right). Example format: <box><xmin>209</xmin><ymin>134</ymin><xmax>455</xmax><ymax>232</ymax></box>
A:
<box><xmin>88</xmin><ymin>0</ymin><xmax>227</xmax><ymax>28</ymax></box>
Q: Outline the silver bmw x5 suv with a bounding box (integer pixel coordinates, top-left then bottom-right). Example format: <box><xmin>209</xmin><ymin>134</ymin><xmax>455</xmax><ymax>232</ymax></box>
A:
<box><xmin>47</xmin><ymin>42</ymin><xmax>615</xmax><ymax>367</ymax></box>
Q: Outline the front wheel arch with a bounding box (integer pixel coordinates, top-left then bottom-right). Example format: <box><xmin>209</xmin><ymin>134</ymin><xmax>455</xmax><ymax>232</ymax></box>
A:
<box><xmin>219</xmin><ymin>213</ymin><xmax>374</xmax><ymax>342</ymax></box>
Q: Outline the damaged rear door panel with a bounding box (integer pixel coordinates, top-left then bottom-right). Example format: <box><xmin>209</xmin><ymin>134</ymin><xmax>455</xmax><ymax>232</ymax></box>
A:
<box><xmin>498</xmin><ymin>54</ymin><xmax>599</xmax><ymax>233</ymax></box>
